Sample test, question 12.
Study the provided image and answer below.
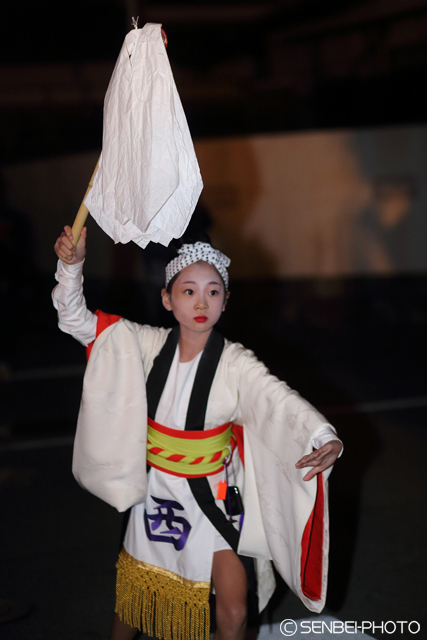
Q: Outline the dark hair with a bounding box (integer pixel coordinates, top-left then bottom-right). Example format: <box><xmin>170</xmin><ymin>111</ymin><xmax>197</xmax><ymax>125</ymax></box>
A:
<box><xmin>166</xmin><ymin>230</ymin><xmax>212</xmax><ymax>263</ymax></box>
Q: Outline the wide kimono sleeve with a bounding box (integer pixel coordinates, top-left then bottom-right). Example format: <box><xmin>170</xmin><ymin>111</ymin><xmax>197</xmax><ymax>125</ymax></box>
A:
<box><xmin>230</xmin><ymin>343</ymin><xmax>337</xmax><ymax>613</ymax></box>
<box><xmin>72</xmin><ymin>318</ymin><xmax>170</xmax><ymax>512</ymax></box>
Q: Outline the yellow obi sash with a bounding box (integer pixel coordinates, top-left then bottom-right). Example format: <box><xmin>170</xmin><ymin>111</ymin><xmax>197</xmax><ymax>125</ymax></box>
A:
<box><xmin>147</xmin><ymin>417</ymin><xmax>236</xmax><ymax>477</ymax></box>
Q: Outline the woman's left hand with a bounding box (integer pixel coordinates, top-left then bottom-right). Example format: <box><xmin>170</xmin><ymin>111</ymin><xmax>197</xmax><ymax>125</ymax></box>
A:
<box><xmin>295</xmin><ymin>440</ymin><xmax>342</xmax><ymax>481</ymax></box>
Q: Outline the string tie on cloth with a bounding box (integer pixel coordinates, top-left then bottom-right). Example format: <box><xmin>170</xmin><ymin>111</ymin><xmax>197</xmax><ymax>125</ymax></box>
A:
<box><xmin>165</xmin><ymin>242</ymin><xmax>231</xmax><ymax>290</ymax></box>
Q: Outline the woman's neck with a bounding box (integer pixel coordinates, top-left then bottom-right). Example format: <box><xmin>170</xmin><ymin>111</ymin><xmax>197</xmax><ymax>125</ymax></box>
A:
<box><xmin>178</xmin><ymin>326</ymin><xmax>212</xmax><ymax>362</ymax></box>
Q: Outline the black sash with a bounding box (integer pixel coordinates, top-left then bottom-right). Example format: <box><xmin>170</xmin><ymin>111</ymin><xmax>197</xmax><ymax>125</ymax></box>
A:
<box><xmin>146</xmin><ymin>325</ymin><xmax>224</xmax><ymax>430</ymax></box>
<box><xmin>146</xmin><ymin>326</ymin><xmax>180</xmax><ymax>421</ymax></box>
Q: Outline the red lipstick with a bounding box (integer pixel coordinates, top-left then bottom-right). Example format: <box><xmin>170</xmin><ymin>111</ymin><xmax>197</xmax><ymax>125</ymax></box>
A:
<box><xmin>194</xmin><ymin>316</ymin><xmax>208</xmax><ymax>323</ymax></box>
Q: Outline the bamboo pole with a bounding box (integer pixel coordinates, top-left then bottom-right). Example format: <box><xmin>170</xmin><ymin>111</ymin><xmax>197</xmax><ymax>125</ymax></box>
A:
<box><xmin>71</xmin><ymin>156</ymin><xmax>100</xmax><ymax>246</ymax></box>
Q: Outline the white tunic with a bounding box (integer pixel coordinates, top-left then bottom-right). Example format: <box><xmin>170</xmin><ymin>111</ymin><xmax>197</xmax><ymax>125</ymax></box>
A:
<box><xmin>124</xmin><ymin>347</ymin><xmax>240</xmax><ymax>586</ymax></box>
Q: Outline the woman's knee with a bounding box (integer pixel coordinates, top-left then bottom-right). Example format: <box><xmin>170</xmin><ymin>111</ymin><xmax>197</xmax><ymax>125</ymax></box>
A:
<box><xmin>216</xmin><ymin>599</ymin><xmax>247</xmax><ymax>631</ymax></box>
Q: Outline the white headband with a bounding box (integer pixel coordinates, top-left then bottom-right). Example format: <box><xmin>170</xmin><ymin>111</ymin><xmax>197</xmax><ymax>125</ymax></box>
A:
<box><xmin>165</xmin><ymin>242</ymin><xmax>231</xmax><ymax>290</ymax></box>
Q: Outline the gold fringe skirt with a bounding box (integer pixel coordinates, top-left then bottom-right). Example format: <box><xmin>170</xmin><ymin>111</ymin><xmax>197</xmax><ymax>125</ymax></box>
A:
<box><xmin>115</xmin><ymin>547</ymin><xmax>211</xmax><ymax>640</ymax></box>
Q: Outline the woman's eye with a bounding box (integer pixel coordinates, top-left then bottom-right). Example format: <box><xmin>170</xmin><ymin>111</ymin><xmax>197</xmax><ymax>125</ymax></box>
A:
<box><xmin>184</xmin><ymin>288</ymin><xmax>193</xmax><ymax>295</ymax></box>
<box><xmin>209</xmin><ymin>290</ymin><xmax>219</xmax><ymax>296</ymax></box>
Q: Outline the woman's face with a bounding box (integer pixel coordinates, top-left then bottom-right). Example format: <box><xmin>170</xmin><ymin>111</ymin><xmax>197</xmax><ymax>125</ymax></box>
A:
<box><xmin>161</xmin><ymin>261</ymin><xmax>229</xmax><ymax>336</ymax></box>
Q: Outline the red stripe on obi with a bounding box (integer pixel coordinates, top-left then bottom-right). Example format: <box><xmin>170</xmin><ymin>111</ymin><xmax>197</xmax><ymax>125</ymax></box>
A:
<box><xmin>209</xmin><ymin>451</ymin><xmax>223</xmax><ymax>463</ymax></box>
<box><xmin>149</xmin><ymin>447</ymin><xmax>164</xmax><ymax>455</ymax></box>
<box><xmin>167</xmin><ymin>454</ymin><xmax>186</xmax><ymax>463</ymax></box>
<box><xmin>148</xmin><ymin>417</ymin><xmax>233</xmax><ymax>439</ymax></box>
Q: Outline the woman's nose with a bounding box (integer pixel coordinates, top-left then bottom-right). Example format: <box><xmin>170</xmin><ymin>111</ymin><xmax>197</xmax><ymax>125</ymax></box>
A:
<box><xmin>195</xmin><ymin>297</ymin><xmax>207</xmax><ymax>310</ymax></box>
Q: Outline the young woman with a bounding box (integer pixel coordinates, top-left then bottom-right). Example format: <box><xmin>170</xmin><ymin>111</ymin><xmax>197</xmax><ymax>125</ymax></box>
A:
<box><xmin>53</xmin><ymin>225</ymin><xmax>342</xmax><ymax>640</ymax></box>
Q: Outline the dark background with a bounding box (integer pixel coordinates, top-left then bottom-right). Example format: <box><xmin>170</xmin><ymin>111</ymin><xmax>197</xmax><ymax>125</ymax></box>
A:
<box><xmin>5</xmin><ymin>0</ymin><xmax>427</xmax><ymax>160</ymax></box>
<box><xmin>0</xmin><ymin>1</ymin><xmax>426</xmax><ymax>638</ymax></box>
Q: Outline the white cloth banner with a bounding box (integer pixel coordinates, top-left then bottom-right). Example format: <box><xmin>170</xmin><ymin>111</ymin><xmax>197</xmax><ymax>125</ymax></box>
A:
<box><xmin>85</xmin><ymin>23</ymin><xmax>203</xmax><ymax>248</ymax></box>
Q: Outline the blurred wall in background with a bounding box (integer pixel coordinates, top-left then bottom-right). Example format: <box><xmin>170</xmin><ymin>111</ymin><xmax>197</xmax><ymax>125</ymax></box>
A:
<box><xmin>2</xmin><ymin>123</ymin><xmax>426</xmax><ymax>280</ymax></box>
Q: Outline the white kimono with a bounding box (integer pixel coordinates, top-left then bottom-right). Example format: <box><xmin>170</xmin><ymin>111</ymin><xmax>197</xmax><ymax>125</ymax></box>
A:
<box><xmin>52</xmin><ymin>260</ymin><xmax>342</xmax><ymax>638</ymax></box>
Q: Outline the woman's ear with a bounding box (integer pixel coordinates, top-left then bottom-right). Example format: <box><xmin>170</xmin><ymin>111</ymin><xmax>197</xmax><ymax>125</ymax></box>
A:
<box><xmin>161</xmin><ymin>288</ymin><xmax>173</xmax><ymax>311</ymax></box>
<box><xmin>222</xmin><ymin>290</ymin><xmax>230</xmax><ymax>312</ymax></box>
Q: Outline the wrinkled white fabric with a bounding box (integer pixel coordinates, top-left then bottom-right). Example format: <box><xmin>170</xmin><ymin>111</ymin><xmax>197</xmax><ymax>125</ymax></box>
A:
<box><xmin>85</xmin><ymin>23</ymin><xmax>203</xmax><ymax>248</ymax></box>
<box><xmin>52</xmin><ymin>259</ymin><xmax>97</xmax><ymax>346</ymax></box>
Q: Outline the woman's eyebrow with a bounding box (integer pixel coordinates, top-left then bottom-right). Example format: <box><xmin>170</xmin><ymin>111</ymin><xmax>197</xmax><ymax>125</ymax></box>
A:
<box><xmin>181</xmin><ymin>280</ymin><xmax>221</xmax><ymax>285</ymax></box>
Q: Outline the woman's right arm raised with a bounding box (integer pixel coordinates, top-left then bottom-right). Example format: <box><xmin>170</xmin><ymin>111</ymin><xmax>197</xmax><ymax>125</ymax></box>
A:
<box><xmin>52</xmin><ymin>225</ymin><xmax>97</xmax><ymax>346</ymax></box>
